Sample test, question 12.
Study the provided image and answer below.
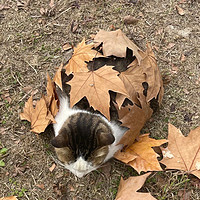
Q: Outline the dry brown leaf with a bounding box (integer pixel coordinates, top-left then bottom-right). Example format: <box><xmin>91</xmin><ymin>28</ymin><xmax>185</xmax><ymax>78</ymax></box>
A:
<box><xmin>117</xmin><ymin>94</ymin><xmax>153</xmax><ymax>147</ymax></box>
<box><xmin>53</xmin><ymin>64</ymin><xmax>63</xmax><ymax>90</ymax></box>
<box><xmin>115</xmin><ymin>173</ymin><xmax>156</xmax><ymax>200</ymax></box>
<box><xmin>36</xmin><ymin>184</ymin><xmax>45</xmax><ymax>190</ymax></box>
<box><xmin>0</xmin><ymin>197</ymin><xmax>18</xmax><ymax>200</ymax></box>
<box><xmin>140</xmin><ymin>43</ymin><xmax>164</xmax><ymax>104</ymax></box>
<box><xmin>49</xmin><ymin>163</ymin><xmax>56</xmax><ymax>172</ymax></box>
<box><xmin>161</xmin><ymin>124</ymin><xmax>200</xmax><ymax>179</ymax></box>
<box><xmin>180</xmin><ymin>54</ymin><xmax>186</xmax><ymax>62</ymax></box>
<box><xmin>116</xmin><ymin>43</ymin><xmax>163</xmax><ymax>107</ymax></box>
<box><xmin>166</xmin><ymin>43</ymin><xmax>175</xmax><ymax>49</ymax></box>
<box><xmin>46</xmin><ymin>73</ymin><xmax>59</xmax><ymax>118</ymax></box>
<box><xmin>176</xmin><ymin>5</ymin><xmax>185</xmax><ymax>16</ymax></box>
<box><xmin>68</xmin><ymin>66</ymin><xmax>128</xmax><ymax>120</ymax></box>
<box><xmin>115</xmin><ymin>134</ymin><xmax>167</xmax><ymax>173</ymax></box>
<box><xmin>62</xmin><ymin>43</ymin><xmax>72</xmax><ymax>51</ymax></box>
<box><xmin>116</xmin><ymin>59</ymin><xmax>145</xmax><ymax>106</ymax></box>
<box><xmin>94</xmin><ymin>29</ymin><xmax>142</xmax><ymax>63</ymax></box>
<box><xmin>124</xmin><ymin>15</ymin><xmax>139</xmax><ymax>25</ymax></box>
<box><xmin>64</xmin><ymin>38</ymin><xmax>101</xmax><ymax>75</ymax></box>
<box><xmin>49</xmin><ymin>0</ymin><xmax>55</xmax><ymax>8</ymax></box>
<box><xmin>20</xmin><ymin>95</ymin><xmax>52</xmax><ymax>133</ymax></box>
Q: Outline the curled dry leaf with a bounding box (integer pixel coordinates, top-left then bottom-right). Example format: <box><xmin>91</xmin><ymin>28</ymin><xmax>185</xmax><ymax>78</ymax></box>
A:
<box><xmin>94</xmin><ymin>29</ymin><xmax>142</xmax><ymax>63</ymax></box>
<box><xmin>139</xmin><ymin>43</ymin><xmax>164</xmax><ymax>104</ymax></box>
<box><xmin>68</xmin><ymin>66</ymin><xmax>128</xmax><ymax>120</ymax></box>
<box><xmin>115</xmin><ymin>134</ymin><xmax>167</xmax><ymax>173</ymax></box>
<box><xmin>64</xmin><ymin>38</ymin><xmax>102</xmax><ymax>75</ymax></box>
<box><xmin>161</xmin><ymin>124</ymin><xmax>200</xmax><ymax>179</ymax></box>
<box><xmin>20</xmin><ymin>73</ymin><xmax>58</xmax><ymax>133</ymax></box>
<box><xmin>49</xmin><ymin>163</ymin><xmax>56</xmax><ymax>172</ymax></box>
<box><xmin>62</xmin><ymin>43</ymin><xmax>72</xmax><ymax>51</ymax></box>
<box><xmin>175</xmin><ymin>5</ymin><xmax>185</xmax><ymax>16</ymax></box>
<box><xmin>124</xmin><ymin>15</ymin><xmax>139</xmax><ymax>25</ymax></box>
<box><xmin>115</xmin><ymin>173</ymin><xmax>156</xmax><ymax>200</ymax></box>
<box><xmin>46</xmin><ymin>73</ymin><xmax>59</xmax><ymax>118</ymax></box>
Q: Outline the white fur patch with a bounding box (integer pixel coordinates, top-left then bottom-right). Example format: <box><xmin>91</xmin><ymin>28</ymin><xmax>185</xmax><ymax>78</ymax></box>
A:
<box><xmin>65</xmin><ymin>157</ymin><xmax>97</xmax><ymax>178</ymax></box>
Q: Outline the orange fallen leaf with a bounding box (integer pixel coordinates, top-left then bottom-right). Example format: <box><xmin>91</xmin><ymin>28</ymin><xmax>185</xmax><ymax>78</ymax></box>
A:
<box><xmin>115</xmin><ymin>173</ymin><xmax>156</xmax><ymax>200</ymax></box>
<box><xmin>115</xmin><ymin>134</ymin><xmax>167</xmax><ymax>173</ymax></box>
<box><xmin>49</xmin><ymin>163</ymin><xmax>56</xmax><ymax>172</ymax></box>
<box><xmin>176</xmin><ymin>5</ymin><xmax>185</xmax><ymax>16</ymax></box>
<box><xmin>116</xmin><ymin>59</ymin><xmax>145</xmax><ymax>106</ymax></box>
<box><xmin>64</xmin><ymin>38</ymin><xmax>101</xmax><ymax>75</ymax></box>
<box><xmin>161</xmin><ymin>124</ymin><xmax>200</xmax><ymax>179</ymax></box>
<box><xmin>94</xmin><ymin>29</ymin><xmax>142</xmax><ymax>63</ymax></box>
<box><xmin>0</xmin><ymin>196</ymin><xmax>18</xmax><ymax>200</ymax></box>
<box><xmin>68</xmin><ymin>65</ymin><xmax>128</xmax><ymax>120</ymax></box>
<box><xmin>20</xmin><ymin>95</ymin><xmax>53</xmax><ymax>133</ymax></box>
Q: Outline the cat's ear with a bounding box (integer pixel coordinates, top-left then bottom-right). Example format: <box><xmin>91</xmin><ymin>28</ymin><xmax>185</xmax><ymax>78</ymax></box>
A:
<box><xmin>51</xmin><ymin>128</ymin><xmax>69</xmax><ymax>148</ymax></box>
<box><xmin>97</xmin><ymin>131</ymin><xmax>115</xmax><ymax>147</ymax></box>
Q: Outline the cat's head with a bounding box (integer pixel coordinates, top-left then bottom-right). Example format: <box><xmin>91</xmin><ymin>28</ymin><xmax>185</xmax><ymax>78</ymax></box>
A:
<box><xmin>51</xmin><ymin>112</ymin><xmax>115</xmax><ymax>177</ymax></box>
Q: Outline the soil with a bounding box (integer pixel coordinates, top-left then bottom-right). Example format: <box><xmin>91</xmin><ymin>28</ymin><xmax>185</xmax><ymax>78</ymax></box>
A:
<box><xmin>0</xmin><ymin>0</ymin><xmax>200</xmax><ymax>199</ymax></box>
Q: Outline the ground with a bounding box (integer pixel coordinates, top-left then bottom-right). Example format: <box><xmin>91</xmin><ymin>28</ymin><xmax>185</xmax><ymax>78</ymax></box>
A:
<box><xmin>0</xmin><ymin>0</ymin><xmax>200</xmax><ymax>199</ymax></box>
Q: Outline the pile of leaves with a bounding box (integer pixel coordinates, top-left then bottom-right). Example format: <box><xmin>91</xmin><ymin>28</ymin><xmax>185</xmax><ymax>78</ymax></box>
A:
<box><xmin>20</xmin><ymin>29</ymin><xmax>164</xmax><ymax>144</ymax></box>
<box><xmin>19</xmin><ymin>29</ymin><xmax>200</xmax><ymax>199</ymax></box>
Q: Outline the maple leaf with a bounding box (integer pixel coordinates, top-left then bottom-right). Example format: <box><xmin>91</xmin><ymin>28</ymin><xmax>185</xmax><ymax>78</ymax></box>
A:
<box><xmin>68</xmin><ymin>65</ymin><xmax>128</xmax><ymax>120</ymax></box>
<box><xmin>94</xmin><ymin>29</ymin><xmax>142</xmax><ymax>63</ymax></box>
<box><xmin>117</xmin><ymin>94</ymin><xmax>153</xmax><ymax>147</ymax></box>
<box><xmin>115</xmin><ymin>173</ymin><xmax>157</xmax><ymax>200</ymax></box>
<box><xmin>20</xmin><ymin>95</ymin><xmax>52</xmax><ymax>133</ymax></box>
<box><xmin>0</xmin><ymin>197</ymin><xmax>18</xmax><ymax>200</ymax></box>
<box><xmin>115</xmin><ymin>134</ymin><xmax>167</xmax><ymax>173</ymax></box>
<box><xmin>115</xmin><ymin>43</ymin><xmax>163</xmax><ymax>107</ymax></box>
<box><xmin>161</xmin><ymin>124</ymin><xmax>200</xmax><ymax>179</ymax></box>
<box><xmin>116</xmin><ymin>59</ymin><xmax>145</xmax><ymax>106</ymax></box>
<box><xmin>64</xmin><ymin>38</ymin><xmax>101</xmax><ymax>75</ymax></box>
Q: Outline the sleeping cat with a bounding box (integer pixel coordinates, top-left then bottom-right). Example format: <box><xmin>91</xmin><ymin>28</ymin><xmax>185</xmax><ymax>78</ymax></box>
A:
<box><xmin>51</xmin><ymin>94</ymin><xmax>126</xmax><ymax>178</ymax></box>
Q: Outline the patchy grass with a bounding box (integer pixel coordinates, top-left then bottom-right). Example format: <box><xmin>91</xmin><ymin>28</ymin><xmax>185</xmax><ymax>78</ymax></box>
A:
<box><xmin>0</xmin><ymin>0</ymin><xmax>199</xmax><ymax>199</ymax></box>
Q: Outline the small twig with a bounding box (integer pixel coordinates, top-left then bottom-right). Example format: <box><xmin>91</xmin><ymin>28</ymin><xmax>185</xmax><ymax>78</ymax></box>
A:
<box><xmin>18</xmin><ymin>89</ymin><xmax>32</xmax><ymax>103</ymax></box>
<box><xmin>24</xmin><ymin>192</ymin><xmax>30</xmax><ymax>200</ymax></box>
<box><xmin>53</xmin><ymin>7</ymin><xmax>72</xmax><ymax>20</ymax></box>
<box><xmin>26</xmin><ymin>61</ymin><xmax>37</xmax><ymax>74</ymax></box>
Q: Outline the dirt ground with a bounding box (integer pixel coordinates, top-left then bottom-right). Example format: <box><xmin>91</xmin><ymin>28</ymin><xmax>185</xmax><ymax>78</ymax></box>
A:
<box><xmin>0</xmin><ymin>0</ymin><xmax>200</xmax><ymax>199</ymax></box>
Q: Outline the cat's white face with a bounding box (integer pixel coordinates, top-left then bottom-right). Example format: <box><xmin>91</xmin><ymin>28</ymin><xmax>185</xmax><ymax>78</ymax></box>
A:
<box><xmin>65</xmin><ymin>157</ymin><xmax>97</xmax><ymax>178</ymax></box>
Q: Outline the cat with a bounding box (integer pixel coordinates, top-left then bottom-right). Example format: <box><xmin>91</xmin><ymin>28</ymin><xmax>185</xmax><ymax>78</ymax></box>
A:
<box><xmin>51</xmin><ymin>93</ymin><xmax>126</xmax><ymax>178</ymax></box>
